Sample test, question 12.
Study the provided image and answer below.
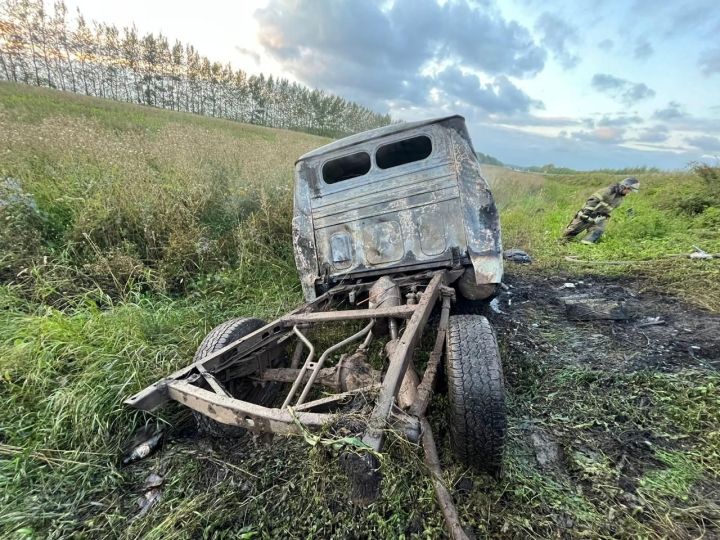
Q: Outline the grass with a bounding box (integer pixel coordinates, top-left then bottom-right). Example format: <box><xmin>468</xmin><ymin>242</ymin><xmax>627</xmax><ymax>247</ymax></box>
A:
<box><xmin>1</xmin><ymin>82</ymin><xmax>719</xmax><ymax>538</ymax></box>
<box><xmin>483</xmin><ymin>164</ymin><xmax>720</xmax><ymax>311</ymax></box>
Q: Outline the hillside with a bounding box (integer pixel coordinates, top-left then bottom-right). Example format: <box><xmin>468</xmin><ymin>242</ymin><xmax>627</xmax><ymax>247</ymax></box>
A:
<box><xmin>1</xmin><ymin>83</ymin><xmax>719</xmax><ymax>539</ymax></box>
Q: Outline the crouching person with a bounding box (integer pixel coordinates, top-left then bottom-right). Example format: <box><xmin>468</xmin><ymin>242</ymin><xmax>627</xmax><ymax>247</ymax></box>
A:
<box><xmin>562</xmin><ymin>177</ymin><xmax>640</xmax><ymax>244</ymax></box>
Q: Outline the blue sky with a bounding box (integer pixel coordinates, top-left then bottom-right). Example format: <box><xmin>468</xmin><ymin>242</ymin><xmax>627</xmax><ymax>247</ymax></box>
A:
<box><xmin>65</xmin><ymin>0</ymin><xmax>720</xmax><ymax>169</ymax></box>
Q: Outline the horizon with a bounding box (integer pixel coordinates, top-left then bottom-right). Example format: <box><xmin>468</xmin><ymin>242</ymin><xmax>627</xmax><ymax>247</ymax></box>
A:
<box><xmin>28</xmin><ymin>0</ymin><xmax>720</xmax><ymax>169</ymax></box>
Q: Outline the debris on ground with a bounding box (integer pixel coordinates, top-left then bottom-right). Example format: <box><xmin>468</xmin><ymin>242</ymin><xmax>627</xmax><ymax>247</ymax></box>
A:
<box><xmin>134</xmin><ymin>473</ymin><xmax>164</xmax><ymax>520</ymax></box>
<box><xmin>689</xmin><ymin>246</ymin><xmax>714</xmax><ymax>260</ymax></box>
<box><xmin>121</xmin><ymin>428</ymin><xmax>163</xmax><ymax>465</ymax></box>
<box><xmin>521</xmin><ymin>423</ymin><xmax>561</xmax><ymax>470</ymax></box>
<box><xmin>562</xmin><ymin>296</ymin><xmax>637</xmax><ymax>321</ymax></box>
<box><xmin>141</xmin><ymin>473</ymin><xmax>164</xmax><ymax>490</ymax></box>
<box><xmin>490</xmin><ymin>274</ymin><xmax>720</xmax><ymax>372</ymax></box>
<box><xmin>503</xmin><ymin>248</ymin><xmax>532</xmax><ymax>264</ymax></box>
<box><xmin>636</xmin><ymin>316</ymin><xmax>665</xmax><ymax>328</ymax></box>
<box><xmin>489</xmin><ymin>297</ymin><xmax>504</xmax><ymax>314</ymax></box>
<box><xmin>565</xmin><ymin>246</ymin><xmax>720</xmax><ymax>265</ymax></box>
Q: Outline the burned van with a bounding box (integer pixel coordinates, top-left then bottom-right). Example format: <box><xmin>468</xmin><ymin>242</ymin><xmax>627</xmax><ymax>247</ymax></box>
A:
<box><xmin>292</xmin><ymin>115</ymin><xmax>503</xmax><ymax>302</ymax></box>
<box><xmin>126</xmin><ymin>115</ymin><xmax>508</xmax><ymax>531</ymax></box>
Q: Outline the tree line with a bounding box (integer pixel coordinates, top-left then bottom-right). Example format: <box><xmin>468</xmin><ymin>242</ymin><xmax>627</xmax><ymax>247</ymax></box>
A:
<box><xmin>0</xmin><ymin>0</ymin><xmax>392</xmax><ymax>137</ymax></box>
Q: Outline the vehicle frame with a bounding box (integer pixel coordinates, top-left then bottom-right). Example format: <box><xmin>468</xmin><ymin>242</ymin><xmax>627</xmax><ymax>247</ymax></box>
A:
<box><xmin>125</xmin><ymin>116</ymin><xmax>505</xmax><ymax>538</ymax></box>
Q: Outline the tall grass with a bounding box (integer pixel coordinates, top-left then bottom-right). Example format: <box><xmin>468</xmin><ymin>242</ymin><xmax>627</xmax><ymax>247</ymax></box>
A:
<box><xmin>0</xmin><ymin>82</ymin><xmax>323</xmax><ymax>303</ymax></box>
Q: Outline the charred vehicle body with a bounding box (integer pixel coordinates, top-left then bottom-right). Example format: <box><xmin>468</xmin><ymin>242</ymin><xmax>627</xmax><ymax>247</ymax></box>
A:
<box><xmin>126</xmin><ymin>116</ymin><xmax>506</xmax><ymax>529</ymax></box>
<box><xmin>293</xmin><ymin>115</ymin><xmax>502</xmax><ymax>302</ymax></box>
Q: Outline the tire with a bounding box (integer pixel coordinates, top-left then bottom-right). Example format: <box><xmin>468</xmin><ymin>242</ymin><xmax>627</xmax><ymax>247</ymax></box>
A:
<box><xmin>445</xmin><ymin>314</ymin><xmax>507</xmax><ymax>475</ymax></box>
<box><xmin>456</xmin><ymin>267</ymin><xmax>499</xmax><ymax>301</ymax></box>
<box><xmin>193</xmin><ymin>317</ymin><xmax>276</xmax><ymax>439</ymax></box>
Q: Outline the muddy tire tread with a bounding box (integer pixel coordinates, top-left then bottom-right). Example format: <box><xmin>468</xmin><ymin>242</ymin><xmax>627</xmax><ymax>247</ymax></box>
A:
<box><xmin>445</xmin><ymin>314</ymin><xmax>506</xmax><ymax>474</ymax></box>
<box><xmin>193</xmin><ymin>318</ymin><xmax>265</xmax><ymax>363</ymax></box>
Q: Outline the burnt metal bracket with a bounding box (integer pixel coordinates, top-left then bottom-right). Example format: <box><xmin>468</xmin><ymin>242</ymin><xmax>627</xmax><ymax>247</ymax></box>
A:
<box><xmin>196</xmin><ymin>363</ymin><xmax>230</xmax><ymax>397</ymax></box>
<box><xmin>283</xmin><ymin>304</ymin><xmax>416</xmax><ymax>324</ymax></box>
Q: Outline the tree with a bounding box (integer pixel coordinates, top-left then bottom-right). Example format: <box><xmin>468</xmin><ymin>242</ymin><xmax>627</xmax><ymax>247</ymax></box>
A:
<box><xmin>0</xmin><ymin>0</ymin><xmax>392</xmax><ymax>137</ymax></box>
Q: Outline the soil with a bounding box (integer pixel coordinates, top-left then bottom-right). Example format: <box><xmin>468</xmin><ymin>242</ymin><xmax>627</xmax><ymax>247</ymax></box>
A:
<box><xmin>487</xmin><ymin>273</ymin><xmax>720</xmax><ymax>373</ymax></box>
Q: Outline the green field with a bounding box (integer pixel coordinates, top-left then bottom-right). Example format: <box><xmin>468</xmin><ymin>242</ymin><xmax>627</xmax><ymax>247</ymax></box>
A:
<box><xmin>1</xmin><ymin>82</ymin><xmax>719</xmax><ymax>538</ymax></box>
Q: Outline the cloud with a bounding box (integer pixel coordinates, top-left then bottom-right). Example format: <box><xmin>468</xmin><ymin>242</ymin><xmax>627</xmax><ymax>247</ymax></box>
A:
<box><xmin>469</xmin><ymin>122</ymin><xmax>697</xmax><ymax>170</ymax></box>
<box><xmin>653</xmin><ymin>101</ymin><xmax>686</xmax><ymax>121</ymax></box>
<box><xmin>665</xmin><ymin>1</ymin><xmax>720</xmax><ymax>37</ymax></box>
<box><xmin>699</xmin><ymin>47</ymin><xmax>720</xmax><ymax>76</ymax></box>
<box><xmin>623</xmin><ymin>82</ymin><xmax>655</xmax><ymax>103</ymax></box>
<box><xmin>685</xmin><ymin>135</ymin><xmax>720</xmax><ymax>152</ymax></box>
<box><xmin>635</xmin><ymin>125</ymin><xmax>670</xmax><ymax>143</ymax></box>
<box><xmin>251</xmin><ymin>0</ymin><xmax>716</xmax><ymax>169</ymax></box>
<box><xmin>633</xmin><ymin>38</ymin><xmax>654</xmax><ymax>60</ymax></box>
<box><xmin>597</xmin><ymin>114</ymin><xmax>643</xmax><ymax>127</ymax></box>
<box><xmin>592</xmin><ymin>74</ymin><xmax>631</xmax><ymax>91</ymax></box>
<box><xmin>630</xmin><ymin>0</ymin><xmax>720</xmax><ymax>38</ymax></box>
<box><xmin>572</xmin><ymin>127</ymin><xmax>626</xmax><ymax>144</ymax></box>
<box><xmin>534</xmin><ymin>12</ymin><xmax>580</xmax><ymax>69</ymax></box>
<box><xmin>597</xmin><ymin>38</ymin><xmax>614</xmax><ymax>51</ymax></box>
<box><xmin>235</xmin><ymin>46</ymin><xmax>261</xmax><ymax>64</ymax></box>
<box><xmin>591</xmin><ymin>73</ymin><xmax>656</xmax><ymax>104</ymax></box>
<box><xmin>434</xmin><ymin>67</ymin><xmax>542</xmax><ymax>114</ymax></box>
<box><xmin>652</xmin><ymin>102</ymin><xmax>720</xmax><ymax>134</ymax></box>
<box><xmin>496</xmin><ymin>114</ymin><xmax>583</xmax><ymax>127</ymax></box>
<box><xmin>254</xmin><ymin>0</ymin><xmax>546</xmax><ymax>110</ymax></box>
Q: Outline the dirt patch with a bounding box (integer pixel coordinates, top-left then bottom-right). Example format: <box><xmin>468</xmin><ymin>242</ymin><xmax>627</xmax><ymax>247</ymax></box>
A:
<box><xmin>484</xmin><ymin>273</ymin><xmax>719</xmax><ymax>469</ymax></box>
<box><xmin>488</xmin><ymin>274</ymin><xmax>720</xmax><ymax>373</ymax></box>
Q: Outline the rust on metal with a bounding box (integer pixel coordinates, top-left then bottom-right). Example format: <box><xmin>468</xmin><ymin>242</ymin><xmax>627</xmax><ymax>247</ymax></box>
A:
<box><xmin>257</xmin><ymin>367</ymin><xmax>340</xmax><ymax>387</ymax></box>
<box><xmin>397</xmin><ymin>362</ymin><xmax>419</xmax><ymax>410</ymax></box>
<box><xmin>420</xmin><ymin>417</ymin><xmax>470</xmax><ymax>540</ymax></box>
<box><xmin>196</xmin><ymin>363</ymin><xmax>230</xmax><ymax>397</ymax></box>
<box><xmin>124</xmin><ymin>291</ymin><xmax>332</xmax><ymax>411</ymax></box>
<box><xmin>166</xmin><ymin>380</ymin><xmax>333</xmax><ymax>434</ymax></box>
<box><xmin>410</xmin><ymin>294</ymin><xmax>452</xmax><ymax>417</ymax></box>
<box><xmin>281</xmin><ymin>325</ymin><xmax>317</xmax><ymax>409</ymax></box>
<box><xmin>368</xmin><ymin>276</ymin><xmax>402</xmax><ymax>309</ymax></box>
<box><xmin>293</xmin><ymin>115</ymin><xmax>502</xmax><ymax>303</ymax></box>
<box><xmin>362</xmin><ymin>271</ymin><xmax>445</xmax><ymax>450</ymax></box>
<box><xmin>291</xmin><ymin>385</ymin><xmax>380</xmax><ymax>412</ymax></box>
<box><xmin>295</xmin><ymin>321</ymin><xmax>374</xmax><ymax>406</ymax></box>
<box><xmin>283</xmin><ymin>304</ymin><xmax>416</xmax><ymax>324</ymax></box>
<box><xmin>335</xmin><ymin>350</ymin><xmax>381</xmax><ymax>391</ymax></box>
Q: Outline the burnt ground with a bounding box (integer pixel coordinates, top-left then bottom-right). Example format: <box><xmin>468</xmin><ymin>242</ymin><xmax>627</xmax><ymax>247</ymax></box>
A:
<box><xmin>489</xmin><ymin>273</ymin><xmax>720</xmax><ymax>373</ymax></box>
<box><xmin>443</xmin><ymin>272</ymin><xmax>720</xmax><ymax>538</ymax></box>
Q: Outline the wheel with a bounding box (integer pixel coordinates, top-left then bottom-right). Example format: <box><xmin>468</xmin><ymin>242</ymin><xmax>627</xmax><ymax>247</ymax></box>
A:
<box><xmin>456</xmin><ymin>267</ymin><xmax>499</xmax><ymax>301</ymax></box>
<box><xmin>193</xmin><ymin>317</ymin><xmax>277</xmax><ymax>438</ymax></box>
<box><xmin>445</xmin><ymin>314</ymin><xmax>507</xmax><ymax>475</ymax></box>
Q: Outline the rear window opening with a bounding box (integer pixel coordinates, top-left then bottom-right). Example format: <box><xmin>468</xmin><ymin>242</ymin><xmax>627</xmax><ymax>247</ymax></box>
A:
<box><xmin>376</xmin><ymin>136</ymin><xmax>432</xmax><ymax>170</ymax></box>
<box><xmin>322</xmin><ymin>152</ymin><xmax>371</xmax><ymax>184</ymax></box>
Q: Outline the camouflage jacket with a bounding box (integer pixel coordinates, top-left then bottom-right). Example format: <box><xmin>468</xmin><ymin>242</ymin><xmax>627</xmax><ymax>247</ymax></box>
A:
<box><xmin>581</xmin><ymin>184</ymin><xmax>626</xmax><ymax>217</ymax></box>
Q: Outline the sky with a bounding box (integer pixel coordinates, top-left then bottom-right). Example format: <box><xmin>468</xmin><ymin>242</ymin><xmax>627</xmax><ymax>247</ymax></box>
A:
<box><xmin>63</xmin><ymin>0</ymin><xmax>720</xmax><ymax>170</ymax></box>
